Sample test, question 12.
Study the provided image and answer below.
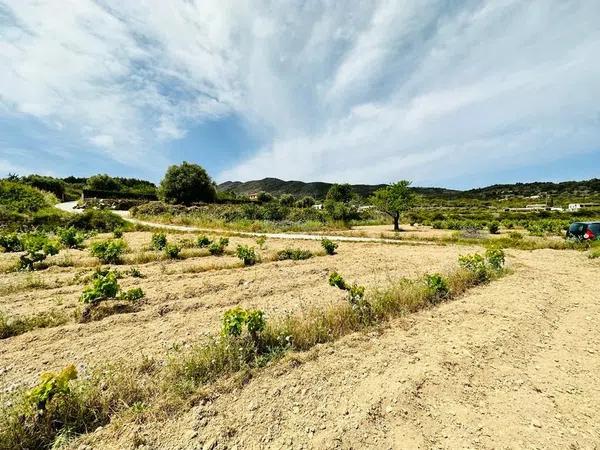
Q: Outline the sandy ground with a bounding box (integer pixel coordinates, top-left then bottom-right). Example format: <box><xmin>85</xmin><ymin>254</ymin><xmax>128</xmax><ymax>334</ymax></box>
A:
<box><xmin>0</xmin><ymin>232</ymin><xmax>478</xmax><ymax>392</ymax></box>
<box><xmin>71</xmin><ymin>248</ymin><xmax>600</xmax><ymax>450</ymax></box>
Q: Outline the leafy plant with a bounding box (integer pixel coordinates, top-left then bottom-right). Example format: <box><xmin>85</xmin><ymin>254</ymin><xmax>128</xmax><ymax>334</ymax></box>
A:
<box><xmin>255</xmin><ymin>236</ymin><xmax>267</xmax><ymax>249</ymax></box>
<box><xmin>488</xmin><ymin>222</ymin><xmax>500</xmax><ymax>235</ymax></box>
<box><xmin>424</xmin><ymin>274</ymin><xmax>449</xmax><ymax>302</ymax></box>
<box><xmin>19</xmin><ymin>234</ymin><xmax>60</xmax><ymax>270</ymax></box>
<box><xmin>128</xmin><ymin>267</ymin><xmax>144</xmax><ymax>278</ymax></box>
<box><xmin>80</xmin><ymin>271</ymin><xmax>119</xmax><ymax>304</ymax></box>
<box><xmin>208</xmin><ymin>237</ymin><xmax>229</xmax><ymax>256</ymax></box>
<box><xmin>221</xmin><ymin>307</ymin><xmax>265</xmax><ymax>345</ymax></box>
<box><xmin>485</xmin><ymin>248</ymin><xmax>505</xmax><ymax>270</ymax></box>
<box><xmin>57</xmin><ymin>227</ymin><xmax>85</xmax><ymax>249</ymax></box>
<box><xmin>197</xmin><ymin>235</ymin><xmax>212</xmax><ymax>248</ymax></box>
<box><xmin>328</xmin><ymin>271</ymin><xmax>347</xmax><ymax>290</ymax></box>
<box><xmin>236</xmin><ymin>245</ymin><xmax>258</xmax><ymax>266</ymax></box>
<box><xmin>150</xmin><ymin>232</ymin><xmax>167</xmax><ymax>251</ymax></box>
<box><xmin>458</xmin><ymin>253</ymin><xmax>487</xmax><ymax>280</ymax></box>
<box><xmin>276</xmin><ymin>248</ymin><xmax>313</xmax><ymax>261</ymax></box>
<box><xmin>28</xmin><ymin>364</ymin><xmax>78</xmax><ymax>411</ymax></box>
<box><xmin>113</xmin><ymin>229</ymin><xmax>124</xmax><ymax>238</ymax></box>
<box><xmin>119</xmin><ymin>287</ymin><xmax>145</xmax><ymax>302</ymax></box>
<box><xmin>321</xmin><ymin>238</ymin><xmax>338</xmax><ymax>255</ymax></box>
<box><xmin>164</xmin><ymin>243</ymin><xmax>181</xmax><ymax>259</ymax></box>
<box><xmin>0</xmin><ymin>233</ymin><xmax>23</xmax><ymax>252</ymax></box>
<box><xmin>89</xmin><ymin>239</ymin><xmax>126</xmax><ymax>264</ymax></box>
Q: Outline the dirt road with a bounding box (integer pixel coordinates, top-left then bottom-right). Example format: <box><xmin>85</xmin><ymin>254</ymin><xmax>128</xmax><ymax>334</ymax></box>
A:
<box><xmin>78</xmin><ymin>249</ymin><xmax>600</xmax><ymax>449</ymax></box>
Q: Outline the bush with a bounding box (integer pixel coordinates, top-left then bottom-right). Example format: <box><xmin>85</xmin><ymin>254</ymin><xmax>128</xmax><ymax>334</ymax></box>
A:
<box><xmin>19</xmin><ymin>234</ymin><xmax>60</xmax><ymax>270</ymax></box>
<box><xmin>276</xmin><ymin>248</ymin><xmax>313</xmax><ymax>261</ymax></box>
<box><xmin>328</xmin><ymin>271</ymin><xmax>347</xmax><ymax>290</ymax></box>
<box><xmin>0</xmin><ymin>233</ymin><xmax>23</xmax><ymax>252</ymax></box>
<box><xmin>236</xmin><ymin>245</ymin><xmax>258</xmax><ymax>266</ymax></box>
<box><xmin>113</xmin><ymin>229</ymin><xmax>124</xmax><ymax>238</ymax></box>
<box><xmin>221</xmin><ymin>307</ymin><xmax>265</xmax><ymax>344</ymax></box>
<box><xmin>488</xmin><ymin>222</ymin><xmax>500</xmax><ymax>234</ymax></box>
<box><xmin>86</xmin><ymin>174</ymin><xmax>122</xmax><ymax>191</ymax></box>
<box><xmin>508</xmin><ymin>231</ymin><xmax>523</xmax><ymax>240</ymax></box>
<box><xmin>164</xmin><ymin>243</ymin><xmax>181</xmax><ymax>259</ymax></box>
<box><xmin>89</xmin><ymin>239</ymin><xmax>126</xmax><ymax>264</ymax></box>
<box><xmin>458</xmin><ymin>253</ymin><xmax>488</xmax><ymax>280</ymax></box>
<box><xmin>255</xmin><ymin>236</ymin><xmax>266</xmax><ymax>249</ymax></box>
<box><xmin>28</xmin><ymin>364</ymin><xmax>78</xmax><ymax>411</ymax></box>
<box><xmin>119</xmin><ymin>287</ymin><xmax>145</xmax><ymax>302</ymax></box>
<box><xmin>279</xmin><ymin>194</ymin><xmax>295</xmax><ymax>206</ymax></box>
<box><xmin>159</xmin><ymin>162</ymin><xmax>216</xmax><ymax>205</ymax></box>
<box><xmin>80</xmin><ymin>271</ymin><xmax>120</xmax><ymax>304</ymax></box>
<box><xmin>256</xmin><ymin>192</ymin><xmax>273</xmax><ymax>203</ymax></box>
<box><xmin>321</xmin><ymin>238</ymin><xmax>338</xmax><ymax>255</ymax></box>
<box><xmin>485</xmin><ymin>248</ymin><xmax>505</xmax><ymax>270</ymax></box>
<box><xmin>67</xmin><ymin>209</ymin><xmax>126</xmax><ymax>232</ymax></box>
<box><xmin>57</xmin><ymin>226</ymin><xmax>85</xmax><ymax>249</ymax></box>
<box><xmin>424</xmin><ymin>274</ymin><xmax>449</xmax><ymax>303</ymax></box>
<box><xmin>128</xmin><ymin>267</ymin><xmax>144</xmax><ymax>278</ymax></box>
<box><xmin>197</xmin><ymin>235</ymin><xmax>212</xmax><ymax>248</ymax></box>
<box><xmin>296</xmin><ymin>196</ymin><xmax>316</xmax><ymax>208</ymax></box>
<box><xmin>150</xmin><ymin>232</ymin><xmax>167</xmax><ymax>251</ymax></box>
<box><xmin>208</xmin><ymin>238</ymin><xmax>229</xmax><ymax>256</ymax></box>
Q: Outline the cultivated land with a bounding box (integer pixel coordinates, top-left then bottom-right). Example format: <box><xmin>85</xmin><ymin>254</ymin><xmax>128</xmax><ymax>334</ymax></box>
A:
<box><xmin>1</xmin><ymin>222</ymin><xmax>599</xmax><ymax>448</ymax></box>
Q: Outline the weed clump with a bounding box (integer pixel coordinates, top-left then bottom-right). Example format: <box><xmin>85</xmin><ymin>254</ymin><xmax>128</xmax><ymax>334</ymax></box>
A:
<box><xmin>19</xmin><ymin>234</ymin><xmax>60</xmax><ymax>270</ymax></box>
<box><xmin>57</xmin><ymin>226</ymin><xmax>85</xmax><ymax>249</ymax></box>
<box><xmin>276</xmin><ymin>248</ymin><xmax>313</xmax><ymax>261</ymax></box>
<box><xmin>164</xmin><ymin>243</ymin><xmax>181</xmax><ymax>259</ymax></box>
<box><xmin>196</xmin><ymin>235</ymin><xmax>212</xmax><ymax>248</ymax></box>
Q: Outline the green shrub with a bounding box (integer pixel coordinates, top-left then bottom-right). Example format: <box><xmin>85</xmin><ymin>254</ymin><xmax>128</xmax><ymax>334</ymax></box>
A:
<box><xmin>221</xmin><ymin>307</ymin><xmax>265</xmax><ymax>344</ymax></box>
<box><xmin>164</xmin><ymin>243</ymin><xmax>181</xmax><ymax>259</ymax></box>
<box><xmin>19</xmin><ymin>234</ymin><xmax>60</xmax><ymax>270</ymax></box>
<box><xmin>424</xmin><ymin>274</ymin><xmax>449</xmax><ymax>302</ymax></box>
<box><xmin>119</xmin><ymin>287</ymin><xmax>145</xmax><ymax>302</ymax></box>
<box><xmin>0</xmin><ymin>233</ymin><xmax>23</xmax><ymax>252</ymax></box>
<box><xmin>113</xmin><ymin>229</ymin><xmax>124</xmax><ymax>238</ymax></box>
<box><xmin>57</xmin><ymin>226</ymin><xmax>85</xmax><ymax>249</ymax></box>
<box><xmin>80</xmin><ymin>271</ymin><xmax>120</xmax><ymax>304</ymax></box>
<box><xmin>151</xmin><ymin>232</ymin><xmax>167</xmax><ymax>251</ymax></box>
<box><xmin>28</xmin><ymin>364</ymin><xmax>78</xmax><ymax>411</ymax></box>
<box><xmin>328</xmin><ymin>271</ymin><xmax>347</xmax><ymax>290</ymax></box>
<box><xmin>197</xmin><ymin>235</ymin><xmax>212</xmax><ymax>248</ymax></box>
<box><xmin>485</xmin><ymin>248</ymin><xmax>505</xmax><ymax>270</ymax></box>
<box><xmin>67</xmin><ymin>209</ymin><xmax>126</xmax><ymax>232</ymax></box>
<box><xmin>508</xmin><ymin>231</ymin><xmax>523</xmax><ymax>240</ymax></box>
<box><xmin>255</xmin><ymin>236</ymin><xmax>267</xmax><ymax>249</ymax></box>
<box><xmin>128</xmin><ymin>267</ymin><xmax>144</xmax><ymax>278</ymax></box>
<box><xmin>347</xmin><ymin>283</ymin><xmax>365</xmax><ymax>304</ymax></box>
<box><xmin>488</xmin><ymin>222</ymin><xmax>500</xmax><ymax>234</ymax></box>
<box><xmin>321</xmin><ymin>238</ymin><xmax>338</xmax><ymax>255</ymax></box>
<box><xmin>236</xmin><ymin>245</ymin><xmax>258</xmax><ymax>266</ymax></box>
<box><xmin>89</xmin><ymin>239</ymin><xmax>126</xmax><ymax>264</ymax></box>
<box><xmin>458</xmin><ymin>253</ymin><xmax>488</xmax><ymax>280</ymax></box>
<box><xmin>208</xmin><ymin>237</ymin><xmax>229</xmax><ymax>256</ymax></box>
<box><xmin>276</xmin><ymin>248</ymin><xmax>313</xmax><ymax>261</ymax></box>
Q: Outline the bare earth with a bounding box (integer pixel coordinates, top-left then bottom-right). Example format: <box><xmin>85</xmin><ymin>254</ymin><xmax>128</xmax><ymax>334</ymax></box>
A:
<box><xmin>1</xmin><ymin>228</ymin><xmax>599</xmax><ymax>449</ymax></box>
<box><xmin>76</xmin><ymin>248</ymin><xmax>600</xmax><ymax>450</ymax></box>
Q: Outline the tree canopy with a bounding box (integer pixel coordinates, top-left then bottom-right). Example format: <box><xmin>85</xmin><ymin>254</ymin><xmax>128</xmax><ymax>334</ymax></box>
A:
<box><xmin>325</xmin><ymin>183</ymin><xmax>354</xmax><ymax>203</ymax></box>
<box><xmin>158</xmin><ymin>162</ymin><xmax>216</xmax><ymax>205</ymax></box>
<box><xmin>371</xmin><ymin>180</ymin><xmax>415</xmax><ymax>231</ymax></box>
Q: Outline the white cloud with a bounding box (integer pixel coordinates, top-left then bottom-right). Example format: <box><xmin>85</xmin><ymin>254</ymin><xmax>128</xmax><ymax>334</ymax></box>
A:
<box><xmin>1</xmin><ymin>0</ymin><xmax>599</xmax><ymax>184</ymax></box>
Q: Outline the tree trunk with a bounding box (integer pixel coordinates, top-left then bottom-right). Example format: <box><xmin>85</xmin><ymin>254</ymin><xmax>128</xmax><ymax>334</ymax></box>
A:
<box><xmin>393</xmin><ymin>214</ymin><xmax>400</xmax><ymax>231</ymax></box>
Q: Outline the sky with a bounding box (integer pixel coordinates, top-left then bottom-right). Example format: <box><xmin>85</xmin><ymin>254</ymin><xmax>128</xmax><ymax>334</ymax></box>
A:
<box><xmin>1</xmin><ymin>0</ymin><xmax>599</xmax><ymax>189</ymax></box>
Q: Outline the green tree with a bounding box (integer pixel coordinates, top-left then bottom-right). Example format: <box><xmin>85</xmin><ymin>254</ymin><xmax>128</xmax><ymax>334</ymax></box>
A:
<box><xmin>256</xmin><ymin>191</ymin><xmax>273</xmax><ymax>203</ymax></box>
<box><xmin>86</xmin><ymin>174</ymin><xmax>121</xmax><ymax>192</ymax></box>
<box><xmin>371</xmin><ymin>180</ymin><xmax>414</xmax><ymax>231</ymax></box>
<box><xmin>296</xmin><ymin>196</ymin><xmax>315</xmax><ymax>208</ymax></box>
<box><xmin>279</xmin><ymin>193</ymin><xmax>295</xmax><ymax>206</ymax></box>
<box><xmin>325</xmin><ymin>183</ymin><xmax>354</xmax><ymax>203</ymax></box>
<box><xmin>158</xmin><ymin>162</ymin><xmax>216</xmax><ymax>205</ymax></box>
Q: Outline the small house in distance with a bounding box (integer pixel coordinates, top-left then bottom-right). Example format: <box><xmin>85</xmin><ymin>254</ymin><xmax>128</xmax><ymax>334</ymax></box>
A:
<box><xmin>248</xmin><ymin>192</ymin><xmax>259</xmax><ymax>201</ymax></box>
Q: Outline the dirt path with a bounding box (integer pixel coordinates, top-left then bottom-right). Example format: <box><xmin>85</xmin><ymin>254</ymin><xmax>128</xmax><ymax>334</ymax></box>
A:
<box><xmin>79</xmin><ymin>249</ymin><xmax>600</xmax><ymax>449</ymax></box>
<box><xmin>54</xmin><ymin>202</ymin><xmax>433</xmax><ymax>245</ymax></box>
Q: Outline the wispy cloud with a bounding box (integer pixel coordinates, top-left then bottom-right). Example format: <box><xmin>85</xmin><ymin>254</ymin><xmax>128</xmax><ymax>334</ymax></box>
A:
<box><xmin>1</xmin><ymin>0</ymin><xmax>599</xmax><ymax>185</ymax></box>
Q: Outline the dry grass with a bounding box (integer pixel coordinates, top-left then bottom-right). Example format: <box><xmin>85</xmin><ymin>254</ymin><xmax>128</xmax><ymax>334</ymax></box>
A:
<box><xmin>0</xmin><ymin>309</ymin><xmax>69</xmax><ymax>339</ymax></box>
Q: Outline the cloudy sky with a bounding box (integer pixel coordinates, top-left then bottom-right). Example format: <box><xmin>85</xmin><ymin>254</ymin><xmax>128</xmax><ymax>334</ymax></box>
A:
<box><xmin>1</xmin><ymin>0</ymin><xmax>599</xmax><ymax>188</ymax></box>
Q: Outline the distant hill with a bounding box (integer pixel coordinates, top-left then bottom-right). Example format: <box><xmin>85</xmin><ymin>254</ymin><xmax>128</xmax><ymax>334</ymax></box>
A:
<box><xmin>218</xmin><ymin>178</ymin><xmax>460</xmax><ymax>200</ymax></box>
<box><xmin>218</xmin><ymin>177</ymin><xmax>600</xmax><ymax>200</ymax></box>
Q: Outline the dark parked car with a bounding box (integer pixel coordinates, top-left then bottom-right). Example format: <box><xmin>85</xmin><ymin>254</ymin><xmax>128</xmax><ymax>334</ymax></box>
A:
<box><xmin>566</xmin><ymin>222</ymin><xmax>600</xmax><ymax>240</ymax></box>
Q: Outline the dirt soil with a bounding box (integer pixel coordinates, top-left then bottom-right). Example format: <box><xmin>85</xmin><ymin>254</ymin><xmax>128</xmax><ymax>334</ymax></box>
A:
<box><xmin>0</xmin><ymin>232</ymin><xmax>478</xmax><ymax>392</ymax></box>
<box><xmin>74</xmin><ymin>248</ymin><xmax>600</xmax><ymax>450</ymax></box>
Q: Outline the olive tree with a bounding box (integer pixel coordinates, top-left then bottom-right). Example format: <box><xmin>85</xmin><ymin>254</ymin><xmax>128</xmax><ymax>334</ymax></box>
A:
<box><xmin>371</xmin><ymin>180</ymin><xmax>414</xmax><ymax>231</ymax></box>
<box><xmin>159</xmin><ymin>162</ymin><xmax>216</xmax><ymax>205</ymax></box>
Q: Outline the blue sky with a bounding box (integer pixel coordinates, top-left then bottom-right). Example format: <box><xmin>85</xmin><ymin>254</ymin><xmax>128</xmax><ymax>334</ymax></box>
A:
<box><xmin>1</xmin><ymin>0</ymin><xmax>599</xmax><ymax>189</ymax></box>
